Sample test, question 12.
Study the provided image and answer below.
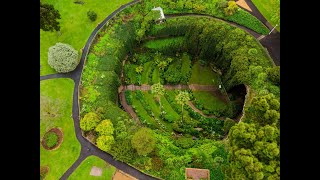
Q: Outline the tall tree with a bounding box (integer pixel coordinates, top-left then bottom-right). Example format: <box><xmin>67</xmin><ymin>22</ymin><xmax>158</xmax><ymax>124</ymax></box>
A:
<box><xmin>40</xmin><ymin>2</ymin><xmax>61</xmax><ymax>32</ymax></box>
<box><xmin>151</xmin><ymin>83</ymin><xmax>165</xmax><ymax>112</ymax></box>
<box><xmin>175</xmin><ymin>91</ymin><xmax>190</xmax><ymax>123</ymax></box>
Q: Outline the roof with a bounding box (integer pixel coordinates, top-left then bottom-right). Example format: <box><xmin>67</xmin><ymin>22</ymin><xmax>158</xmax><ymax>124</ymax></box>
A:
<box><xmin>185</xmin><ymin>168</ymin><xmax>210</xmax><ymax>180</ymax></box>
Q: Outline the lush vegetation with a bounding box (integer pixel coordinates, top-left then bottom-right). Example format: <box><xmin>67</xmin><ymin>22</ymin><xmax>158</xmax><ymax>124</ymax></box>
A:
<box><xmin>48</xmin><ymin>43</ymin><xmax>79</xmax><ymax>73</ymax></box>
<box><xmin>79</xmin><ymin>2</ymin><xmax>279</xmax><ymax>179</ymax></box>
<box><xmin>189</xmin><ymin>61</ymin><xmax>220</xmax><ymax>85</ymax></box>
<box><xmin>69</xmin><ymin>156</ymin><xmax>116</xmax><ymax>180</ymax></box>
<box><xmin>252</xmin><ymin>0</ymin><xmax>280</xmax><ymax>31</ymax></box>
<box><xmin>40</xmin><ymin>79</ymin><xmax>81</xmax><ymax>179</ymax></box>
<box><xmin>40</xmin><ymin>0</ymin><xmax>131</xmax><ymax>75</ymax></box>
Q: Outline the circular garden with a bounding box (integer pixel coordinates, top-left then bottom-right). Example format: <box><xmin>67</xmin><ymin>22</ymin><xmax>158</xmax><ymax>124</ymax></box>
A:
<box><xmin>79</xmin><ymin>2</ymin><xmax>280</xmax><ymax>180</ymax></box>
<box><xmin>41</xmin><ymin>128</ymin><xmax>63</xmax><ymax>150</ymax></box>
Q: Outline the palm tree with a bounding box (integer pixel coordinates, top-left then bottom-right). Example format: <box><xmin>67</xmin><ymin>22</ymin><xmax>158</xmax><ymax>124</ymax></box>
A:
<box><xmin>175</xmin><ymin>91</ymin><xmax>190</xmax><ymax>123</ymax></box>
<box><xmin>151</xmin><ymin>83</ymin><xmax>165</xmax><ymax>112</ymax></box>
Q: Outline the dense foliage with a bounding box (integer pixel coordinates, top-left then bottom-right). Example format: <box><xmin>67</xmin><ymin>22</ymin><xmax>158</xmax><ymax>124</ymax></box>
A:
<box><xmin>48</xmin><ymin>43</ymin><xmax>79</xmax><ymax>73</ymax></box>
<box><xmin>79</xmin><ymin>3</ymin><xmax>279</xmax><ymax>179</ymax></box>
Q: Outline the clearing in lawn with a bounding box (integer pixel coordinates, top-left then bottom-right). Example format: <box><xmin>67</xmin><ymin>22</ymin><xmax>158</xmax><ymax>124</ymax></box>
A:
<box><xmin>189</xmin><ymin>61</ymin><xmax>220</xmax><ymax>85</ymax></box>
<box><xmin>40</xmin><ymin>78</ymin><xmax>81</xmax><ymax>179</ymax></box>
<box><xmin>40</xmin><ymin>0</ymin><xmax>131</xmax><ymax>76</ymax></box>
<box><xmin>68</xmin><ymin>155</ymin><xmax>117</xmax><ymax>180</ymax></box>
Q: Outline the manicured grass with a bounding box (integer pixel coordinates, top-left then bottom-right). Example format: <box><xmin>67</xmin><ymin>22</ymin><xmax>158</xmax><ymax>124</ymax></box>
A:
<box><xmin>251</xmin><ymin>0</ymin><xmax>280</xmax><ymax>31</ymax></box>
<box><xmin>40</xmin><ymin>0</ymin><xmax>131</xmax><ymax>76</ymax></box>
<box><xmin>151</xmin><ymin>67</ymin><xmax>160</xmax><ymax>84</ymax></box>
<box><xmin>143</xmin><ymin>92</ymin><xmax>173</xmax><ymax>131</ymax></box>
<box><xmin>69</xmin><ymin>155</ymin><xmax>116</xmax><ymax>180</ymax></box>
<box><xmin>189</xmin><ymin>61</ymin><xmax>220</xmax><ymax>85</ymax></box>
<box><xmin>193</xmin><ymin>91</ymin><xmax>228</xmax><ymax>113</ymax></box>
<box><xmin>160</xmin><ymin>96</ymin><xmax>181</xmax><ymax>122</ymax></box>
<box><xmin>131</xmin><ymin>92</ymin><xmax>156</xmax><ymax>126</ymax></box>
<box><xmin>40</xmin><ymin>78</ymin><xmax>81</xmax><ymax>179</ymax></box>
<box><xmin>143</xmin><ymin>36</ymin><xmax>185</xmax><ymax>50</ymax></box>
<box><xmin>141</xmin><ymin>61</ymin><xmax>153</xmax><ymax>84</ymax></box>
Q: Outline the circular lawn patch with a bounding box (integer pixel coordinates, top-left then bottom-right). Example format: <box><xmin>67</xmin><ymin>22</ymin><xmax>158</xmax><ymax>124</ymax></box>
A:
<box><xmin>41</xmin><ymin>128</ymin><xmax>63</xmax><ymax>150</ymax></box>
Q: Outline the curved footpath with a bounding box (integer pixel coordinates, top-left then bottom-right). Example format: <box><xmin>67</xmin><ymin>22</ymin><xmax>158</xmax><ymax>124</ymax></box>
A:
<box><xmin>39</xmin><ymin>1</ymin><xmax>279</xmax><ymax>179</ymax></box>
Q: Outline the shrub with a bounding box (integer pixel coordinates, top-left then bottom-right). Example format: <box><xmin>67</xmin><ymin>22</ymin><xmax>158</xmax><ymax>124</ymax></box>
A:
<box><xmin>48</xmin><ymin>43</ymin><xmax>79</xmax><ymax>73</ymax></box>
<box><xmin>96</xmin><ymin>135</ymin><xmax>115</xmax><ymax>152</ymax></box>
<box><xmin>125</xmin><ymin>90</ymin><xmax>133</xmax><ymax>105</ymax></box>
<box><xmin>224</xmin><ymin>1</ymin><xmax>238</xmax><ymax>16</ymax></box>
<box><xmin>95</xmin><ymin>119</ymin><xmax>114</xmax><ymax>136</ymax></box>
<box><xmin>87</xmin><ymin>10</ymin><xmax>97</xmax><ymax>21</ymax></box>
<box><xmin>80</xmin><ymin>112</ymin><xmax>100</xmax><ymax>131</ymax></box>
<box><xmin>227</xmin><ymin>10</ymin><xmax>269</xmax><ymax>35</ymax></box>
<box><xmin>175</xmin><ymin>137</ymin><xmax>195</xmax><ymax>149</ymax></box>
<box><xmin>131</xmin><ymin>127</ymin><xmax>156</xmax><ymax>156</ymax></box>
<box><xmin>45</xmin><ymin>132</ymin><xmax>58</xmax><ymax>148</ymax></box>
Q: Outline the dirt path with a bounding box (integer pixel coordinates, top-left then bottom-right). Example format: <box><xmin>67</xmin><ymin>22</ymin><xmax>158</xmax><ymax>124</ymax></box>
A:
<box><xmin>119</xmin><ymin>90</ymin><xmax>140</xmax><ymax>125</ymax></box>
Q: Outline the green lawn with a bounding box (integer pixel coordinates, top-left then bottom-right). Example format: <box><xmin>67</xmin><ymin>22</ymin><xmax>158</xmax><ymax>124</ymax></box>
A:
<box><xmin>251</xmin><ymin>0</ymin><xmax>280</xmax><ymax>31</ymax></box>
<box><xmin>40</xmin><ymin>0</ymin><xmax>131</xmax><ymax>76</ymax></box>
<box><xmin>192</xmin><ymin>91</ymin><xmax>228</xmax><ymax>113</ymax></box>
<box><xmin>131</xmin><ymin>92</ymin><xmax>156</xmax><ymax>126</ymax></box>
<box><xmin>69</xmin><ymin>156</ymin><xmax>116</xmax><ymax>180</ymax></box>
<box><xmin>151</xmin><ymin>67</ymin><xmax>160</xmax><ymax>84</ymax></box>
<box><xmin>141</xmin><ymin>61</ymin><xmax>153</xmax><ymax>84</ymax></box>
<box><xmin>189</xmin><ymin>61</ymin><xmax>220</xmax><ymax>85</ymax></box>
<box><xmin>40</xmin><ymin>78</ymin><xmax>81</xmax><ymax>179</ymax></box>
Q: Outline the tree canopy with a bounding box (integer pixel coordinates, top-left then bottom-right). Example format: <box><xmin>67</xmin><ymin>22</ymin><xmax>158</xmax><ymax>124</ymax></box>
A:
<box><xmin>40</xmin><ymin>2</ymin><xmax>61</xmax><ymax>32</ymax></box>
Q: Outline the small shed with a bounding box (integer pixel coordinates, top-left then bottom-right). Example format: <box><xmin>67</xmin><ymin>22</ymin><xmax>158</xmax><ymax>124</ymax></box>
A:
<box><xmin>185</xmin><ymin>168</ymin><xmax>210</xmax><ymax>180</ymax></box>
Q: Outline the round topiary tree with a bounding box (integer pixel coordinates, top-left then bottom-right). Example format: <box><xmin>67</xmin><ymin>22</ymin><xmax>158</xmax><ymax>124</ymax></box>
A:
<box><xmin>96</xmin><ymin>135</ymin><xmax>115</xmax><ymax>152</ymax></box>
<box><xmin>48</xmin><ymin>43</ymin><xmax>79</xmax><ymax>73</ymax></box>
<box><xmin>95</xmin><ymin>119</ymin><xmax>114</xmax><ymax>136</ymax></box>
<box><xmin>87</xmin><ymin>10</ymin><xmax>97</xmax><ymax>22</ymax></box>
<box><xmin>80</xmin><ymin>112</ymin><xmax>100</xmax><ymax>131</ymax></box>
<box><xmin>131</xmin><ymin>127</ymin><xmax>156</xmax><ymax>156</ymax></box>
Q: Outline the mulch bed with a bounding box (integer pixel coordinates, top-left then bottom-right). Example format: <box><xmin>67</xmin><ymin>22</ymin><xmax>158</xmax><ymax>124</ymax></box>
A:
<box><xmin>41</xmin><ymin>128</ymin><xmax>63</xmax><ymax>150</ymax></box>
<box><xmin>40</xmin><ymin>166</ymin><xmax>49</xmax><ymax>180</ymax></box>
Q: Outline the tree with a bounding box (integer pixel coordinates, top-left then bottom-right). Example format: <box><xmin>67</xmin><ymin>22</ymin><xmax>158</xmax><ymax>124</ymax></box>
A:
<box><xmin>175</xmin><ymin>91</ymin><xmax>190</xmax><ymax>123</ymax></box>
<box><xmin>114</xmin><ymin>120</ymin><xmax>128</xmax><ymax>140</ymax></box>
<box><xmin>48</xmin><ymin>43</ymin><xmax>79</xmax><ymax>73</ymax></box>
<box><xmin>40</xmin><ymin>2</ymin><xmax>61</xmax><ymax>32</ymax></box>
<box><xmin>151</xmin><ymin>83</ymin><xmax>165</xmax><ymax>112</ymax></box>
<box><xmin>96</xmin><ymin>135</ymin><xmax>115</xmax><ymax>152</ymax></box>
<box><xmin>131</xmin><ymin>127</ymin><xmax>156</xmax><ymax>156</ymax></box>
<box><xmin>95</xmin><ymin>119</ymin><xmax>114</xmax><ymax>136</ymax></box>
<box><xmin>223</xmin><ymin>118</ymin><xmax>236</xmax><ymax>133</ymax></box>
<box><xmin>266</xmin><ymin>66</ymin><xmax>280</xmax><ymax>86</ymax></box>
<box><xmin>87</xmin><ymin>10</ymin><xmax>97</xmax><ymax>22</ymax></box>
<box><xmin>80</xmin><ymin>112</ymin><xmax>100</xmax><ymax>131</ymax></box>
<box><xmin>224</xmin><ymin>1</ymin><xmax>238</xmax><ymax>16</ymax></box>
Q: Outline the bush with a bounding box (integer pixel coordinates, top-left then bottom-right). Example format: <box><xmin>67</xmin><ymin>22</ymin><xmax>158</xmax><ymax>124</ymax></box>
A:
<box><xmin>87</xmin><ymin>10</ymin><xmax>97</xmax><ymax>21</ymax></box>
<box><xmin>227</xmin><ymin>10</ymin><xmax>269</xmax><ymax>35</ymax></box>
<box><xmin>96</xmin><ymin>135</ymin><xmax>115</xmax><ymax>152</ymax></box>
<box><xmin>125</xmin><ymin>90</ymin><xmax>133</xmax><ymax>105</ymax></box>
<box><xmin>267</xmin><ymin>66</ymin><xmax>280</xmax><ymax>86</ymax></box>
<box><xmin>45</xmin><ymin>132</ymin><xmax>58</xmax><ymax>148</ymax></box>
<box><xmin>131</xmin><ymin>127</ymin><xmax>156</xmax><ymax>156</ymax></box>
<box><xmin>224</xmin><ymin>1</ymin><xmax>238</xmax><ymax>16</ymax></box>
<box><xmin>174</xmin><ymin>137</ymin><xmax>195</xmax><ymax>149</ymax></box>
<box><xmin>48</xmin><ymin>43</ymin><xmax>79</xmax><ymax>73</ymax></box>
<box><xmin>95</xmin><ymin>119</ymin><xmax>114</xmax><ymax>136</ymax></box>
<box><xmin>80</xmin><ymin>112</ymin><xmax>100</xmax><ymax>131</ymax></box>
